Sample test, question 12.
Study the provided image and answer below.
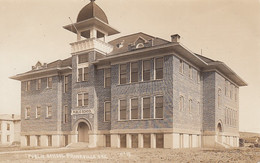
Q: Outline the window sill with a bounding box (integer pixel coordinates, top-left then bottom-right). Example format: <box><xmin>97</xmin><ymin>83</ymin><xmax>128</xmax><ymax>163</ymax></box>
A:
<box><xmin>117</xmin><ymin>79</ymin><xmax>163</xmax><ymax>86</ymax></box>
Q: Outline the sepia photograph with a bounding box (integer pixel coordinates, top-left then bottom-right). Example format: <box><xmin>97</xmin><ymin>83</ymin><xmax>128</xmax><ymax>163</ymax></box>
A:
<box><xmin>0</xmin><ymin>0</ymin><xmax>260</xmax><ymax>162</ymax></box>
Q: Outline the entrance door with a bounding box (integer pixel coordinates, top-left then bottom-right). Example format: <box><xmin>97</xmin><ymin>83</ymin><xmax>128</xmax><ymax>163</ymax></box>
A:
<box><xmin>217</xmin><ymin>123</ymin><xmax>222</xmax><ymax>143</ymax></box>
<box><xmin>78</xmin><ymin>122</ymin><xmax>89</xmax><ymax>142</ymax></box>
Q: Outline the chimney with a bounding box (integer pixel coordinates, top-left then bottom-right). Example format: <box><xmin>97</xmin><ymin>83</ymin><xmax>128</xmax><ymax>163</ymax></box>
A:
<box><xmin>171</xmin><ymin>34</ymin><xmax>181</xmax><ymax>43</ymax></box>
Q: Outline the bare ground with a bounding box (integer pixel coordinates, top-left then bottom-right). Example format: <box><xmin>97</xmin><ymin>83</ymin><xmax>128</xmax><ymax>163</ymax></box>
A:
<box><xmin>0</xmin><ymin>147</ymin><xmax>260</xmax><ymax>163</ymax></box>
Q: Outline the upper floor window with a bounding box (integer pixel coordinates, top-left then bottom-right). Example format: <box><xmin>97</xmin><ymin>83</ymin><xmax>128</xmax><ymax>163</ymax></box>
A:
<box><xmin>131</xmin><ymin>62</ymin><xmax>138</xmax><ymax>83</ymax></box>
<box><xmin>119</xmin><ymin>99</ymin><xmax>126</xmax><ymax>120</ymax></box>
<box><xmin>189</xmin><ymin>66</ymin><xmax>193</xmax><ymax>79</ymax></box>
<box><xmin>25</xmin><ymin>81</ymin><xmax>31</xmax><ymax>91</ymax></box>
<box><xmin>179</xmin><ymin>96</ymin><xmax>184</xmax><ymax>111</ymax></box>
<box><xmin>155</xmin><ymin>58</ymin><xmax>163</xmax><ymax>80</ymax></box>
<box><xmin>131</xmin><ymin>98</ymin><xmax>138</xmax><ymax>120</ymax></box>
<box><xmin>142</xmin><ymin>97</ymin><xmax>151</xmax><ymax>119</ymax></box>
<box><xmin>64</xmin><ymin>106</ymin><xmax>68</xmax><ymax>123</ymax></box>
<box><xmin>218</xmin><ymin>89</ymin><xmax>222</xmax><ymax>109</ymax></box>
<box><xmin>78</xmin><ymin>54</ymin><xmax>88</xmax><ymax>64</ymax></box>
<box><xmin>230</xmin><ymin>84</ymin><xmax>233</xmax><ymax>99</ymax></box>
<box><xmin>104</xmin><ymin>68</ymin><xmax>111</xmax><ymax>88</ymax></box>
<box><xmin>46</xmin><ymin>106</ymin><xmax>52</xmax><ymax>118</ymax></box>
<box><xmin>197</xmin><ymin>71</ymin><xmax>200</xmax><ymax>83</ymax></box>
<box><xmin>36</xmin><ymin>106</ymin><xmax>41</xmax><ymax>118</ymax></box>
<box><xmin>143</xmin><ymin>60</ymin><xmax>151</xmax><ymax>81</ymax></box>
<box><xmin>120</xmin><ymin>64</ymin><xmax>127</xmax><ymax>84</ymax></box>
<box><xmin>64</xmin><ymin>76</ymin><xmax>69</xmax><ymax>93</ymax></box>
<box><xmin>36</xmin><ymin>79</ymin><xmax>41</xmax><ymax>90</ymax></box>
<box><xmin>78</xmin><ymin>67</ymin><xmax>88</xmax><ymax>82</ymax></box>
<box><xmin>104</xmin><ymin>102</ymin><xmax>111</xmax><ymax>122</ymax></box>
<box><xmin>155</xmin><ymin>96</ymin><xmax>163</xmax><ymax>118</ymax></box>
<box><xmin>77</xmin><ymin>93</ymin><xmax>88</xmax><ymax>107</ymax></box>
<box><xmin>7</xmin><ymin>124</ymin><xmax>10</xmax><ymax>131</ymax></box>
<box><xmin>179</xmin><ymin>60</ymin><xmax>184</xmax><ymax>74</ymax></box>
<box><xmin>25</xmin><ymin>107</ymin><xmax>30</xmax><ymax>119</ymax></box>
<box><xmin>47</xmin><ymin>77</ymin><xmax>52</xmax><ymax>89</ymax></box>
<box><xmin>189</xmin><ymin>99</ymin><xmax>192</xmax><ymax>113</ymax></box>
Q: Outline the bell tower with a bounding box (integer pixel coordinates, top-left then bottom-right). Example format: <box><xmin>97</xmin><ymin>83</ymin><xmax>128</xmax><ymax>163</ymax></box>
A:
<box><xmin>63</xmin><ymin>0</ymin><xmax>119</xmax><ymax>147</ymax></box>
<box><xmin>63</xmin><ymin>0</ymin><xmax>119</xmax><ymax>55</ymax></box>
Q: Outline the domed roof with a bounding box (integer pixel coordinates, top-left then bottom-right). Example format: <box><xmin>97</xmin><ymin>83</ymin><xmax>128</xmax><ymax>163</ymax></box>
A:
<box><xmin>77</xmin><ymin>1</ymin><xmax>108</xmax><ymax>24</ymax></box>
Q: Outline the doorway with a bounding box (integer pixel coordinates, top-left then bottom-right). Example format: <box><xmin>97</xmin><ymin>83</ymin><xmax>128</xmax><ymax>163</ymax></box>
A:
<box><xmin>78</xmin><ymin>122</ymin><xmax>89</xmax><ymax>142</ymax></box>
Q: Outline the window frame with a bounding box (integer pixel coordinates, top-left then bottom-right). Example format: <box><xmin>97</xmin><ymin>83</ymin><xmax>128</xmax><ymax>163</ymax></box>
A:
<box><xmin>64</xmin><ymin>105</ymin><xmax>68</xmax><ymax>123</ymax></box>
<box><xmin>36</xmin><ymin>106</ymin><xmax>41</xmax><ymax>119</ymax></box>
<box><xmin>142</xmin><ymin>60</ymin><xmax>151</xmax><ymax>81</ymax></box>
<box><xmin>104</xmin><ymin>101</ymin><xmax>111</xmax><ymax>122</ymax></box>
<box><xmin>118</xmin><ymin>99</ymin><xmax>127</xmax><ymax>121</ymax></box>
<box><xmin>77</xmin><ymin>93</ymin><xmax>88</xmax><ymax>107</ymax></box>
<box><xmin>47</xmin><ymin>77</ymin><xmax>52</xmax><ymax>89</ymax></box>
<box><xmin>64</xmin><ymin>75</ymin><xmax>69</xmax><ymax>93</ymax></box>
<box><xmin>25</xmin><ymin>107</ymin><xmax>30</xmax><ymax>119</ymax></box>
<box><xmin>179</xmin><ymin>96</ymin><xmax>184</xmax><ymax>111</ymax></box>
<box><xmin>130</xmin><ymin>62</ymin><xmax>139</xmax><ymax>83</ymax></box>
<box><xmin>104</xmin><ymin>68</ymin><xmax>111</xmax><ymax>88</ymax></box>
<box><xmin>142</xmin><ymin>97</ymin><xmax>151</xmax><ymax>119</ymax></box>
<box><xmin>130</xmin><ymin>98</ymin><xmax>138</xmax><ymax>120</ymax></box>
<box><xmin>25</xmin><ymin>81</ymin><xmax>31</xmax><ymax>91</ymax></box>
<box><xmin>179</xmin><ymin>60</ymin><xmax>184</xmax><ymax>74</ymax></box>
<box><xmin>155</xmin><ymin>96</ymin><xmax>163</xmax><ymax>119</ymax></box>
<box><xmin>155</xmin><ymin>57</ymin><xmax>163</xmax><ymax>80</ymax></box>
<box><xmin>36</xmin><ymin>79</ymin><xmax>41</xmax><ymax>90</ymax></box>
<box><xmin>46</xmin><ymin>106</ymin><xmax>52</xmax><ymax>118</ymax></box>
<box><xmin>78</xmin><ymin>54</ymin><xmax>88</xmax><ymax>64</ymax></box>
<box><xmin>119</xmin><ymin>64</ymin><xmax>127</xmax><ymax>84</ymax></box>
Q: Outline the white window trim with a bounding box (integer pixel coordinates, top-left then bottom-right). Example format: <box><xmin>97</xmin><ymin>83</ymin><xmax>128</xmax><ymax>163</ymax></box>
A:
<box><xmin>104</xmin><ymin>101</ymin><xmax>111</xmax><ymax>122</ymax></box>
<box><xmin>142</xmin><ymin>96</ymin><xmax>151</xmax><ymax>119</ymax></box>
<box><xmin>104</xmin><ymin>68</ymin><xmax>111</xmax><ymax>88</ymax></box>
<box><xmin>154</xmin><ymin>57</ymin><xmax>164</xmax><ymax>80</ymax></box>
<box><xmin>142</xmin><ymin>59</ymin><xmax>151</xmax><ymax>81</ymax></box>
<box><xmin>154</xmin><ymin>95</ymin><xmax>164</xmax><ymax>119</ymax></box>
<box><xmin>46</xmin><ymin>106</ymin><xmax>52</xmax><ymax>118</ymax></box>
<box><xmin>47</xmin><ymin>77</ymin><xmax>52</xmax><ymax>89</ymax></box>
<box><xmin>64</xmin><ymin>75</ymin><xmax>69</xmax><ymax>93</ymax></box>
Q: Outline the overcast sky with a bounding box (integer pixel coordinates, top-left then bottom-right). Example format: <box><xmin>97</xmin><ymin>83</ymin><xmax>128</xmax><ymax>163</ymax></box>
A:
<box><xmin>0</xmin><ymin>0</ymin><xmax>259</xmax><ymax>133</ymax></box>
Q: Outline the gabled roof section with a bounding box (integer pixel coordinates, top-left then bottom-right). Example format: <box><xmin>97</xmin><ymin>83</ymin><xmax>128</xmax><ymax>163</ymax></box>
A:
<box><xmin>108</xmin><ymin>32</ymin><xmax>170</xmax><ymax>55</ymax></box>
<box><xmin>10</xmin><ymin>57</ymin><xmax>72</xmax><ymax>81</ymax></box>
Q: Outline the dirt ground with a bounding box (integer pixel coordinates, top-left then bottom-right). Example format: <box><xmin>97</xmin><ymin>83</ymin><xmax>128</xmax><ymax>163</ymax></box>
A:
<box><xmin>0</xmin><ymin>147</ymin><xmax>260</xmax><ymax>163</ymax></box>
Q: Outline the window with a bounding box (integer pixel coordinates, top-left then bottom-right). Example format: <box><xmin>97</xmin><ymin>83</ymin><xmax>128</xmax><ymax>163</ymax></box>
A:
<box><xmin>64</xmin><ymin>76</ymin><xmax>69</xmax><ymax>93</ymax></box>
<box><xmin>142</xmin><ymin>97</ymin><xmax>151</xmax><ymax>119</ymax></box>
<box><xmin>64</xmin><ymin>106</ymin><xmax>68</xmax><ymax>123</ymax></box>
<box><xmin>25</xmin><ymin>107</ymin><xmax>30</xmax><ymax>119</ymax></box>
<box><xmin>155</xmin><ymin>96</ymin><xmax>163</xmax><ymax>118</ymax></box>
<box><xmin>119</xmin><ymin>100</ymin><xmax>126</xmax><ymax>120</ymax></box>
<box><xmin>105</xmin><ymin>135</ymin><xmax>111</xmax><ymax>147</ymax></box>
<box><xmin>48</xmin><ymin>135</ymin><xmax>52</xmax><ymax>146</ymax></box>
<box><xmin>47</xmin><ymin>77</ymin><xmax>52</xmax><ymax>88</ymax></box>
<box><xmin>104</xmin><ymin>68</ymin><xmax>111</xmax><ymax>88</ymax></box>
<box><xmin>77</xmin><ymin>93</ymin><xmax>88</xmax><ymax>107</ymax></box>
<box><xmin>46</xmin><ymin>106</ymin><xmax>52</xmax><ymax>118</ymax></box>
<box><xmin>104</xmin><ymin>102</ymin><xmax>111</xmax><ymax>122</ymax></box>
<box><xmin>218</xmin><ymin>89</ymin><xmax>222</xmax><ymax>109</ymax></box>
<box><xmin>78</xmin><ymin>67</ymin><xmax>88</xmax><ymax>82</ymax></box>
<box><xmin>26</xmin><ymin>135</ymin><xmax>30</xmax><ymax>146</ymax></box>
<box><xmin>179</xmin><ymin>60</ymin><xmax>184</xmax><ymax>74</ymax></box>
<box><xmin>143</xmin><ymin>60</ymin><xmax>150</xmax><ymax>81</ymax></box>
<box><xmin>189</xmin><ymin>99</ymin><xmax>192</xmax><ymax>113</ymax></box>
<box><xmin>156</xmin><ymin>134</ymin><xmax>164</xmax><ymax>148</ymax></box>
<box><xmin>189</xmin><ymin>66</ymin><xmax>192</xmax><ymax>79</ymax></box>
<box><xmin>143</xmin><ymin>134</ymin><xmax>151</xmax><ymax>148</ymax></box>
<box><xmin>120</xmin><ymin>64</ymin><xmax>127</xmax><ymax>84</ymax></box>
<box><xmin>7</xmin><ymin>135</ymin><xmax>10</xmax><ymax>142</ymax></box>
<box><xmin>78</xmin><ymin>54</ymin><xmax>88</xmax><ymax>64</ymax></box>
<box><xmin>7</xmin><ymin>124</ymin><xmax>10</xmax><ymax>131</ymax></box>
<box><xmin>179</xmin><ymin>96</ymin><xmax>184</xmax><ymax>111</ymax></box>
<box><xmin>36</xmin><ymin>106</ymin><xmax>41</xmax><ymax>118</ymax></box>
<box><xmin>230</xmin><ymin>84</ymin><xmax>233</xmax><ymax>99</ymax></box>
<box><xmin>197</xmin><ymin>71</ymin><xmax>200</xmax><ymax>83</ymax></box>
<box><xmin>131</xmin><ymin>98</ymin><xmax>138</xmax><ymax>120</ymax></box>
<box><xmin>131</xmin><ymin>62</ymin><xmax>138</xmax><ymax>83</ymax></box>
<box><xmin>131</xmin><ymin>134</ymin><xmax>138</xmax><ymax>148</ymax></box>
<box><xmin>25</xmin><ymin>81</ymin><xmax>31</xmax><ymax>91</ymax></box>
<box><xmin>120</xmin><ymin>134</ymin><xmax>126</xmax><ymax>148</ymax></box>
<box><xmin>36</xmin><ymin>135</ymin><xmax>41</xmax><ymax>146</ymax></box>
<box><xmin>155</xmin><ymin>58</ymin><xmax>163</xmax><ymax>80</ymax></box>
<box><xmin>36</xmin><ymin>79</ymin><xmax>41</xmax><ymax>90</ymax></box>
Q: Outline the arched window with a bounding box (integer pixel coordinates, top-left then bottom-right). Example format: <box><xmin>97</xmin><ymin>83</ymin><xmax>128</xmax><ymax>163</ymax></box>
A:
<box><xmin>218</xmin><ymin>89</ymin><xmax>222</xmax><ymax>109</ymax></box>
<box><xmin>136</xmin><ymin>43</ymin><xmax>144</xmax><ymax>49</ymax></box>
<box><xmin>189</xmin><ymin>99</ymin><xmax>192</xmax><ymax>113</ymax></box>
<box><xmin>179</xmin><ymin>96</ymin><xmax>184</xmax><ymax>111</ymax></box>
